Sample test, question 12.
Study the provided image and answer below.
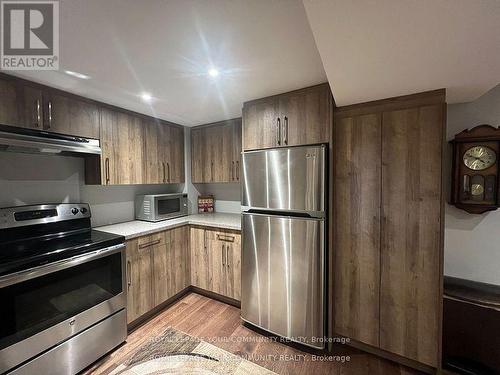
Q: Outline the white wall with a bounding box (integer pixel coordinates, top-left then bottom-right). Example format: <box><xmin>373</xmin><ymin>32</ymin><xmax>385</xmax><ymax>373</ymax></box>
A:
<box><xmin>445</xmin><ymin>83</ymin><xmax>500</xmax><ymax>285</ymax></box>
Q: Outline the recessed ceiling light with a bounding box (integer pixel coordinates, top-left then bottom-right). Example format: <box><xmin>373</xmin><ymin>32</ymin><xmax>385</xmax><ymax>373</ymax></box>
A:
<box><xmin>64</xmin><ymin>70</ymin><xmax>90</xmax><ymax>80</ymax></box>
<box><xmin>208</xmin><ymin>68</ymin><xmax>219</xmax><ymax>78</ymax></box>
<box><xmin>141</xmin><ymin>92</ymin><xmax>153</xmax><ymax>102</ymax></box>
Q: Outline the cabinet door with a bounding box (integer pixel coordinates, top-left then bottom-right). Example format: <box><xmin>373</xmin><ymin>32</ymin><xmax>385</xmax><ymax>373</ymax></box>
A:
<box><xmin>380</xmin><ymin>105</ymin><xmax>443</xmax><ymax>367</ymax></box>
<box><xmin>217</xmin><ymin>123</ymin><xmax>233</xmax><ymax>182</ymax></box>
<box><xmin>232</xmin><ymin>119</ymin><xmax>242</xmax><ymax>182</ymax></box>
<box><xmin>191</xmin><ymin>128</ymin><xmax>205</xmax><ymax>183</ymax></box>
<box><xmin>206</xmin><ymin>230</ymin><xmax>226</xmax><ymax>296</ymax></box>
<box><xmin>190</xmin><ymin>227</ymin><xmax>210</xmax><ymax>289</ymax></box>
<box><xmin>126</xmin><ymin>239</ymin><xmax>153</xmax><ymax>323</ymax></box>
<box><xmin>0</xmin><ymin>77</ymin><xmax>42</xmax><ymax>129</ymax></box>
<box><xmin>279</xmin><ymin>84</ymin><xmax>331</xmax><ymax>147</ymax></box>
<box><xmin>334</xmin><ymin>114</ymin><xmax>381</xmax><ymax>347</ymax></box>
<box><xmin>144</xmin><ymin>119</ymin><xmax>161</xmax><ymax>184</ymax></box>
<box><xmin>242</xmin><ymin>97</ymin><xmax>279</xmax><ymax>150</ymax></box>
<box><xmin>168</xmin><ymin>226</ymin><xmax>189</xmax><ymax>295</ymax></box>
<box><xmin>225</xmin><ymin>232</ymin><xmax>241</xmax><ymax>300</ymax></box>
<box><xmin>44</xmin><ymin>92</ymin><xmax>99</xmax><ymax>138</ymax></box>
<box><xmin>99</xmin><ymin>108</ymin><xmax>119</xmax><ymax>185</ymax></box>
<box><xmin>167</xmin><ymin>125</ymin><xmax>185</xmax><ymax>183</ymax></box>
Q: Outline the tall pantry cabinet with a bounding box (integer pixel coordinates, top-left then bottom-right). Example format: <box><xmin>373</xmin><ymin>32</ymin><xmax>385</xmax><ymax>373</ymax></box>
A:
<box><xmin>333</xmin><ymin>90</ymin><xmax>445</xmax><ymax>369</ymax></box>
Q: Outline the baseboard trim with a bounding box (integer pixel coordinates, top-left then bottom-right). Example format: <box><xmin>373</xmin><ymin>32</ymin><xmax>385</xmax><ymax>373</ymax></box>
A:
<box><xmin>189</xmin><ymin>286</ymin><xmax>241</xmax><ymax>308</ymax></box>
<box><xmin>345</xmin><ymin>339</ymin><xmax>437</xmax><ymax>374</ymax></box>
<box><xmin>127</xmin><ymin>286</ymin><xmax>240</xmax><ymax>331</ymax></box>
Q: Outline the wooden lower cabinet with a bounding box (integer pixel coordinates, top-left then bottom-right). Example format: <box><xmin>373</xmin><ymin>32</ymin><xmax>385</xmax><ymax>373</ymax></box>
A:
<box><xmin>125</xmin><ymin>236</ymin><xmax>154</xmax><ymax>323</ymax></box>
<box><xmin>126</xmin><ymin>226</ymin><xmax>189</xmax><ymax>324</ymax></box>
<box><xmin>190</xmin><ymin>226</ymin><xmax>241</xmax><ymax>301</ymax></box>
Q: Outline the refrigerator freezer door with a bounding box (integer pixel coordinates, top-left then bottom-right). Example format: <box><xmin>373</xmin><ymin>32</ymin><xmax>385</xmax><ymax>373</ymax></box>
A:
<box><xmin>241</xmin><ymin>212</ymin><xmax>325</xmax><ymax>349</ymax></box>
<box><xmin>242</xmin><ymin>145</ymin><xmax>326</xmax><ymax>213</ymax></box>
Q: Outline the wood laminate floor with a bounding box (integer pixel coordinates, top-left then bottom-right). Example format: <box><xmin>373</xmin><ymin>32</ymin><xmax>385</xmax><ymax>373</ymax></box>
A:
<box><xmin>83</xmin><ymin>292</ymin><xmax>422</xmax><ymax>375</ymax></box>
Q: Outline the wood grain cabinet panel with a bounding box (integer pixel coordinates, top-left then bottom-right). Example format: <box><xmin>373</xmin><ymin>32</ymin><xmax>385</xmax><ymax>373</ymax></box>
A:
<box><xmin>0</xmin><ymin>76</ymin><xmax>43</xmax><ymax>129</ymax></box>
<box><xmin>242</xmin><ymin>97</ymin><xmax>279</xmax><ymax>150</ymax></box>
<box><xmin>126</xmin><ymin>238</ymin><xmax>154</xmax><ymax>324</ymax></box>
<box><xmin>333</xmin><ymin>91</ymin><xmax>445</xmax><ymax>369</ymax></box>
<box><xmin>380</xmin><ymin>105</ymin><xmax>443</xmax><ymax>367</ymax></box>
<box><xmin>334</xmin><ymin>113</ymin><xmax>382</xmax><ymax>347</ymax></box>
<box><xmin>44</xmin><ymin>91</ymin><xmax>100</xmax><ymax>139</ymax></box>
<box><xmin>100</xmin><ymin>109</ymin><xmax>145</xmax><ymax>185</ymax></box>
<box><xmin>167</xmin><ymin>125</ymin><xmax>185</xmax><ymax>183</ymax></box>
<box><xmin>242</xmin><ymin>83</ymin><xmax>332</xmax><ymax>150</ymax></box>
<box><xmin>279</xmin><ymin>84</ymin><xmax>331</xmax><ymax>147</ymax></box>
<box><xmin>191</xmin><ymin>119</ymin><xmax>242</xmax><ymax>183</ymax></box>
<box><xmin>190</xmin><ymin>226</ymin><xmax>211</xmax><ymax>290</ymax></box>
<box><xmin>225</xmin><ymin>232</ymin><xmax>241</xmax><ymax>300</ymax></box>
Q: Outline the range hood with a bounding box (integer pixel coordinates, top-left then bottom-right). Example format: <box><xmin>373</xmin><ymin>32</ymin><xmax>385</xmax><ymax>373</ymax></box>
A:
<box><xmin>0</xmin><ymin>124</ymin><xmax>101</xmax><ymax>156</ymax></box>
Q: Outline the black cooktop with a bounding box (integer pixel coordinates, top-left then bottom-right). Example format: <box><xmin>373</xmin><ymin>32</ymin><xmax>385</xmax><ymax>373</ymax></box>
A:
<box><xmin>0</xmin><ymin>229</ymin><xmax>124</xmax><ymax>277</ymax></box>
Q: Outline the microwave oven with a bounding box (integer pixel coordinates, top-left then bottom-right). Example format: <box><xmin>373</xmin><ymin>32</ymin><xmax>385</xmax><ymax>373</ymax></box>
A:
<box><xmin>135</xmin><ymin>193</ymin><xmax>188</xmax><ymax>222</ymax></box>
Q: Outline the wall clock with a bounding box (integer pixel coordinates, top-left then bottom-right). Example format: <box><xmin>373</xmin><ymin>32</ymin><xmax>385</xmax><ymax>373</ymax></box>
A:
<box><xmin>450</xmin><ymin>125</ymin><xmax>500</xmax><ymax>214</ymax></box>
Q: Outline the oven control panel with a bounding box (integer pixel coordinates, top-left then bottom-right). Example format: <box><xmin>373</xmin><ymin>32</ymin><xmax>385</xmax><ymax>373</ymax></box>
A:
<box><xmin>0</xmin><ymin>203</ymin><xmax>91</xmax><ymax>228</ymax></box>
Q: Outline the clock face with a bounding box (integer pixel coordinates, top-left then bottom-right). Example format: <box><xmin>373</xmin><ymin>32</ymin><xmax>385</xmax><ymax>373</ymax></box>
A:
<box><xmin>463</xmin><ymin>146</ymin><xmax>497</xmax><ymax>171</ymax></box>
<box><xmin>471</xmin><ymin>183</ymin><xmax>484</xmax><ymax>196</ymax></box>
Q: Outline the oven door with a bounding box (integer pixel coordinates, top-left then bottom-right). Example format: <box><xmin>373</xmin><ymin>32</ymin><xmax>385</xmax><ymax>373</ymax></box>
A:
<box><xmin>155</xmin><ymin>195</ymin><xmax>187</xmax><ymax>220</ymax></box>
<box><xmin>0</xmin><ymin>244</ymin><xmax>126</xmax><ymax>374</ymax></box>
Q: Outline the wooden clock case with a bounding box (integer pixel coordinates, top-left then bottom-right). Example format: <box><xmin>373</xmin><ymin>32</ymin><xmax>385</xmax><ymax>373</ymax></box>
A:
<box><xmin>450</xmin><ymin>124</ymin><xmax>500</xmax><ymax>214</ymax></box>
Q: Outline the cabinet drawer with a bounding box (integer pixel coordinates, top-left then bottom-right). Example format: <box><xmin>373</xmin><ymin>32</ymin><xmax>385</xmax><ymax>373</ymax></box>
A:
<box><xmin>137</xmin><ymin>232</ymin><xmax>165</xmax><ymax>248</ymax></box>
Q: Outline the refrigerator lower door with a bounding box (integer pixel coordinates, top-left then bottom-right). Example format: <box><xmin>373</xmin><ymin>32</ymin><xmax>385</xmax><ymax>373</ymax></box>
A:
<box><xmin>241</xmin><ymin>212</ymin><xmax>325</xmax><ymax>349</ymax></box>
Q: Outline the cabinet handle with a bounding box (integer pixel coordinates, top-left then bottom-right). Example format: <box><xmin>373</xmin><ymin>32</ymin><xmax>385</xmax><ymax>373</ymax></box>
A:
<box><xmin>232</xmin><ymin>161</ymin><xmax>235</xmax><ymax>181</ymax></box>
<box><xmin>127</xmin><ymin>260</ymin><xmax>131</xmax><ymax>288</ymax></box>
<box><xmin>284</xmin><ymin>116</ymin><xmax>288</xmax><ymax>145</ymax></box>
<box><xmin>217</xmin><ymin>234</ymin><xmax>235</xmax><ymax>242</ymax></box>
<box><xmin>105</xmin><ymin>157</ymin><xmax>110</xmax><ymax>184</ymax></box>
<box><xmin>236</xmin><ymin>161</ymin><xmax>239</xmax><ymax>181</ymax></box>
<box><xmin>226</xmin><ymin>245</ymin><xmax>230</xmax><ymax>269</ymax></box>
<box><xmin>34</xmin><ymin>99</ymin><xmax>41</xmax><ymax>128</ymax></box>
<box><xmin>222</xmin><ymin>244</ymin><xmax>225</xmax><ymax>266</ymax></box>
<box><xmin>211</xmin><ymin>161</ymin><xmax>214</xmax><ymax>181</ymax></box>
<box><xmin>167</xmin><ymin>162</ymin><xmax>171</xmax><ymax>182</ymax></box>
<box><xmin>276</xmin><ymin>118</ymin><xmax>281</xmax><ymax>145</ymax></box>
<box><xmin>162</xmin><ymin>162</ymin><xmax>166</xmax><ymax>183</ymax></box>
<box><xmin>139</xmin><ymin>239</ymin><xmax>161</xmax><ymax>249</ymax></box>
<box><xmin>47</xmin><ymin>100</ymin><xmax>52</xmax><ymax>129</ymax></box>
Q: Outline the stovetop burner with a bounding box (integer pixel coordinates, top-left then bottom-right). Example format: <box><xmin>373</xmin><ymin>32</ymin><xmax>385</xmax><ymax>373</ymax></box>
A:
<box><xmin>0</xmin><ymin>203</ymin><xmax>124</xmax><ymax>276</ymax></box>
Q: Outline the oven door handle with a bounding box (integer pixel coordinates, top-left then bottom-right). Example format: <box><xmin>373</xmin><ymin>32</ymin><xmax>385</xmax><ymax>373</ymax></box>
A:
<box><xmin>0</xmin><ymin>243</ymin><xmax>125</xmax><ymax>288</ymax></box>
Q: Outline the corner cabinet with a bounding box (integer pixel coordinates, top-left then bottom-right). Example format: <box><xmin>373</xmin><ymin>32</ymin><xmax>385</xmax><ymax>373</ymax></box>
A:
<box><xmin>333</xmin><ymin>90</ymin><xmax>445</xmax><ymax>368</ymax></box>
<box><xmin>191</xmin><ymin>118</ymin><xmax>242</xmax><ymax>183</ymax></box>
<box><xmin>190</xmin><ymin>226</ymin><xmax>241</xmax><ymax>301</ymax></box>
<box><xmin>242</xmin><ymin>83</ymin><xmax>333</xmax><ymax>150</ymax></box>
<box><xmin>87</xmin><ymin>108</ymin><xmax>185</xmax><ymax>185</ymax></box>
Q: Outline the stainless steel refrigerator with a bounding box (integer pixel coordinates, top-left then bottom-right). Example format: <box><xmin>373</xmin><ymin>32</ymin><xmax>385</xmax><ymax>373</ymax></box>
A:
<box><xmin>241</xmin><ymin>144</ymin><xmax>326</xmax><ymax>349</ymax></box>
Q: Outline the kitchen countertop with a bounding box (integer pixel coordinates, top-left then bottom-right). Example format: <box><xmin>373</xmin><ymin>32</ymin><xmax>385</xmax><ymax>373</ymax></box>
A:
<box><xmin>95</xmin><ymin>213</ymin><xmax>241</xmax><ymax>240</ymax></box>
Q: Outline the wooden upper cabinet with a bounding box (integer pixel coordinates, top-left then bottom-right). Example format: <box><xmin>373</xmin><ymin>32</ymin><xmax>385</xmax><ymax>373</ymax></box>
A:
<box><xmin>167</xmin><ymin>125</ymin><xmax>185</xmax><ymax>183</ymax></box>
<box><xmin>98</xmin><ymin>108</ymin><xmax>145</xmax><ymax>185</ymax></box>
<box><xmin>242</xmin><ymin>83</ymin><xmax>332</xmax><ymax>150</ymax></box>
<box><xmin>279</xmin><ymin>84</ymin><xmax>331</xmax><ymax>147</ymax></box>
<box><xmin>191</xmin><ymin>118</ymin><xmax>242</xmax><ymax>183</ymax></box>
<box><xmin>191</xmin><ymin>127</ymin><xmax>205</xmax><ymax>183</ymax></box>
<box><xmin>144</xmin><ymin>118</ymin><xmax>161</xmax><ymax>184</ymax></box>
<box><xmin>242</xmin><ymin>97</ymin><xmax>279</xmax><ymax>150</ymax></box>
<box><xmin>44</xmin><ymin>91</ymin><xmax>100</xmax><ymax>139</ymax></box>
<box><xmin>0</xmin><ymin>75</ymin><xmax>43</xmax><ymax>129</ymax></box>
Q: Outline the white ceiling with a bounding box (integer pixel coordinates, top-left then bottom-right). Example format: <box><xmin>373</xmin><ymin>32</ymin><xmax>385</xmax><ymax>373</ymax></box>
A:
<box><xmin>303</xmin><ymin>0</ymin><xmax>500</xmax><ymax>106</ymax></box>
<box><xmin>11</xmin><ymin>0</ymin><xmax>326</xmax><ymax>126</ymax></box>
